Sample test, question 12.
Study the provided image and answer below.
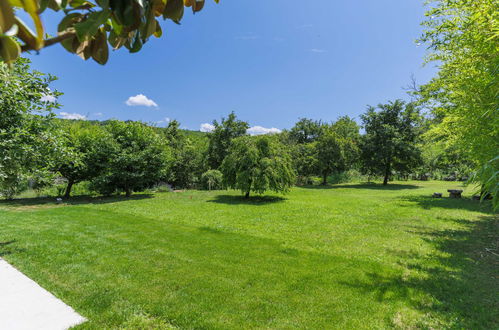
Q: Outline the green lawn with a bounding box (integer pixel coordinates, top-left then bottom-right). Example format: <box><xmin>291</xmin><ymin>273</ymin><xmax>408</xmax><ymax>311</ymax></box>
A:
<box><xmin>0</xmin><ymin>181</ymin><xmax>497</xmax><ymax>329</ymax></box>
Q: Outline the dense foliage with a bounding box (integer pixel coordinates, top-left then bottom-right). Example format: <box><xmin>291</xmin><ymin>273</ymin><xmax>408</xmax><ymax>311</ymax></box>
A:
<box><xmin>90</xmin><ymin>120</ymin><xmax>170</xmax><ymax>197</ymax></box>
<box><xmin>360</xmin><ymin>100</ymin><xmax>422</xmax><ymax>185</ymax></box>
<box><xmin>0</xmin><ymin>0</ymin><xmax>220</xmax><ymax>64</ymax></box>
<box><xmin>418</xmin><ymin>0</ymin><xmax>498</xmax><ymax>206</ymax></box>
<box><xmin>0</xmin><ymin>58</ymin><xmax>62</xmax><ymax>198</ymax></box>
<box><xmin>220</xmin><ymin>135</ymin><xmax>295</xmax><ymax>198</ymax></box>
<box><xmin>206</xmin><ymin>112</ymin><xmax>249</xmax><ymax>169</ymax></box>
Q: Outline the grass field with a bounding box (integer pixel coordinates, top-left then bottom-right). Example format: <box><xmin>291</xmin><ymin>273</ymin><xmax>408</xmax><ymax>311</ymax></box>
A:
<box><xmin>0</xmin><ymin>181</ymin><xmax>497</xmax><ymax>329</ymax></box>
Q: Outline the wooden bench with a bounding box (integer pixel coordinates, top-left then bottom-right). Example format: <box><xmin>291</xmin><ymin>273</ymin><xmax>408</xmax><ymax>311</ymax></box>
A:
<box><xmin>447</xmin><ymin>189</ymin><xmax>463</xmax><ymax>198</ymax></box>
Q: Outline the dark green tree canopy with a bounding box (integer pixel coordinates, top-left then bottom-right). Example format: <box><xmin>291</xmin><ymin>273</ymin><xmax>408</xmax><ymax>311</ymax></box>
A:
<box><xmin>220</xmin><ymin>135</ymin><xmax>295</xmax><ymax>198</ymax></box>
<box><xmin>360</xmin><ymin>100</ymin><xmax>422</xmax><ymax>185</ymax></box>
<box><xmin>0</xmin><ymin>0</ymin><xmax>220</xmax><ymax>64</ymax></box>
<box><xmin>207</xmin><ymin>112</ymin><xmax>249</xmax><ymax>169</ymax></box>
<box><xmin>91</xmin><ymin>120</ymin><xmax>170</xmax><ymax>196</ymax></box>
<box><xmin>289</xmin><ymin>118</ymin><xmax>324</xmax><ymax>144</ymax></box>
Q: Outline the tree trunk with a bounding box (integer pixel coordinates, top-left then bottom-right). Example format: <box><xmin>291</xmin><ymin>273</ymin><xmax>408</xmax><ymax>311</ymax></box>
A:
<box><xmin>64</xmin><ymin>180</ymin><xmax>74</xmax><ymax>198</ymax></box>
<box><xmin>322</xmin><ymin>173</ymin><xmax>328</xmax><ymax>185</ymax></box>
<box><xmin>245</xmin><ymin>191</ymin><xmax>250</xmax><ymax>198</ymax></box>
<box><xmin>383</xmin><ymin>164</ymin><xmax>390</xmax><ymax>185</ymax></box>
<box><xmin>125</xmin><ymin>188</ymin><xmax>132</xmax><ymax>197</ymax></box>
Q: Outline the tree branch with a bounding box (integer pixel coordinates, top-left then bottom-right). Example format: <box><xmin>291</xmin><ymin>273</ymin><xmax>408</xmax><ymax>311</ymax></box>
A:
<box><xmin>21</xmin><ymin>30</ymin><xmax>76</xmax><ymax>53</ymax></box>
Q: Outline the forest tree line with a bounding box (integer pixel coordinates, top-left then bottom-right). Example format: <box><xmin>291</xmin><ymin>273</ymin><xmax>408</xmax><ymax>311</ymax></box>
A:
<box><xmin>0</xmin><ymin>59</ymin><xmax>475</xmax><ymax>200</ymax></box>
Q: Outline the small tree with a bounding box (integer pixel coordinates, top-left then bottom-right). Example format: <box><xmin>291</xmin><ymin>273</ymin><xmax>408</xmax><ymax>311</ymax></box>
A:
<box><xmin>201</xmin><ymin>170</ymin><xmax>223</xmax><ymax>190</ymax></box>
<box><xmin>220</xmin><ymin>135</ymin><xmax>295</xmax><ymax>198</ymax></box>
<box><xmin>91</xmin><ymin>120</ymin><xmax>170</xmax><ymax>197</ymax></box>
<box><xmin>360</xmin><ymin>100</ymin><xmax>422</xmax><ymax>185</ymax></box>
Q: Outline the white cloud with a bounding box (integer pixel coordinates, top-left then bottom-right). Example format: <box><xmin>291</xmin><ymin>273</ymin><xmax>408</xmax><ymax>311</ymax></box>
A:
<box><xmin>125</xmin><ymin>94</ymin><xmax>158</xmax><ymax>107</ymax></box>
<box><xmin>40</xmin><ymin>94</ymin><xmax>56</xmax><ymax>102</ymax></box>
<box><xmin>60</xmin><ymin>112</ymin><xmax>86</xmax><ymax>120</ymax></box>
<box><xmin>200</xmin><ymin>123</ymin><xmax>215</xmax><ymax>132</ymax></box>
<box><xmin>93</xmin><ymin>112</ymin><xmax>103</xmax><ymax>117</ymax></box>
<box><xmin>309</xmin><ymin>48</ymin><xmax>327</xmax><ymax>53</ymax></box>
<box><xmin>247</xmin><ymin>126</ymin><xmax>282</xmax><ymax>136</ymax></box>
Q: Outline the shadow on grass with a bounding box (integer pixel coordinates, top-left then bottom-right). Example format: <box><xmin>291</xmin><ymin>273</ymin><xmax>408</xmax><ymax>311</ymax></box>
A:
<box><xmin>301</xmin><ymin>182</ymin><xmax>420</xmax><ymax>190</ymax></box>
<box><xmin>400</xmin><ymin>195</ymin><xmax>494</xmax><ymax>213</ymax></box>
<box><xmin>340</xmin><ymin>216</ymin><xmax>499</xmax><ymax>328</ymax></box>
<box><xmin>0</xmin><ymin>194</ymin><xmax>155</xmax><ymax>208</ymax></box>
<box><xmin>208</xmin><ymin>194</ymin><xmax>287</xmax><ymax>205</ymax></box>
<box><xmin>0</xmin><ymin>240</ymin><xmax>25</xmax><ymax>257</ymax></box>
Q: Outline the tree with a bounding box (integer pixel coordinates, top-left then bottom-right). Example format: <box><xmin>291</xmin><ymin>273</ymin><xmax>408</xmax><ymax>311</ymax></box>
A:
<box><xmin>206</xmin><ymin>112</ymin><xmax>249</xmax><ymax>169</ymax></box>
<box><xmin>201</xmin><ymin>169</ymin><xmax>223</xmax><ymax>190</ymax></box>
<box><xmin>91</xmin><ymin>120</ymin><xmax>170</xmax><ymax>197</ymax></box>
<box><xmin>0</xmin><ymin>0</ymin><xmax>220</xmax><ymax>64</ymax></box>
<box><xmin>0</xmin><ymin>58</ymin><xmax>62</xmax><ymax>199</ymax></box>
<box><xmin>360</xmin><ymin>100</ymin><xmax>422</xmax><ymax>185</ymax></box>
<box><xmin>220</xmin><ymin>135</ymin><xmax>295</xmax><ymax>198</ymax></box>
<box><xmin>162</xmin><ymin>120</ymin><xmax>206</xmax><ymax>188</ymax></box>
<box><xmin>316</xmin><ymin>129</ymin><xmax>347</xmax><ymax>185</ymax></box>
<box><xmin>289</xmin><ymin>118</ymin><xmax>324</xmax><ymax>144</ymax></box>
<box><xmin>418</xmin><ymin>0</ymin><xmax>498</xmax><ymax>207</ymax></box>
<box><xmin>55</xmin><ymin>121</ymin><xmax>114</xmax><ymax>198</ymax></box>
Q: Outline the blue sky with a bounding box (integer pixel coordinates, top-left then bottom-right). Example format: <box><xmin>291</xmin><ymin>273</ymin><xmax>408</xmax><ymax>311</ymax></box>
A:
<box><xmin>26</xmin><ymin>0</ymin><xmax>436</xmax><ymax>132</ymax></box>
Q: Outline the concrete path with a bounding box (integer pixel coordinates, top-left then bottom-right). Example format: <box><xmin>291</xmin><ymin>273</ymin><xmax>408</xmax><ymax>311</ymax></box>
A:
<box><xmin>0</xmin><ymin>258</ymin><xmax>86</xmax><ymax>330</ymax></box>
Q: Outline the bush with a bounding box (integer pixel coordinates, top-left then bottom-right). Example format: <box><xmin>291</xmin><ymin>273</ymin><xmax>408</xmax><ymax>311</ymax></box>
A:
<box><xmin>201</xmin><ymin>170</ymin><xmax>223</xmax><ymax>190</ymax></box>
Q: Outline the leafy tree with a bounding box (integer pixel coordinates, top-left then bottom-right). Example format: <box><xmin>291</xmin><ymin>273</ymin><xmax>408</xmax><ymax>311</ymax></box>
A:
<box><xmin>0</xmin><ymin>58</ymin><xmax>62</xmax><ymax>199</ymax></box>
<box><xmin>289</xmin><ymin>118</ymin><xmax>324</xmax><ymax>144</ymax></box>
<box><xmin>418</xmin><ymin>0</ymin><xmax>498</xmax><ymax>207</ymax></box>
<box><xmin>0</xmin><ymin>0</ymin><xmax>220</xmax><ymax>64</ymax></box>
<box><xmin>163</xmin><ymin>120</ymin><xmax>206</xmax><ymax>188</ymax></box>
<box><xmin>91</xmin><ymin>120</ymin><xmax>170</xmax><ymax>197</ymax></box>
<box><xmin>221</xmin><ymin>135</ymin><xmax>295</xmax><ymax>198</ymax></box>
<box><xmin>291</xmin><ymin>142</ymin><xmax>318</xmax><ymax>185</ymax></box>
<box><xmin>316</xmin><ymin>129</ymin><xmax>358</xmax><ymax>185</ymax></box>
<box><xmin>201</xmin><ymin>169</ymin><xmax>223</xmax><ymax>190</ymax></box>
<box><xmin>207</xmin><ymin>112</ymin><xmax>249</xmax><ymax>169</ymax></box>
<box><xmin>55</xmin><ymin>121</ymin><xmax>114</xmax><ymax>198</ymax></box>
<box><xmin>360</xmin><ymin>100</ymin><xmax>422</xmax><ymax>185</ymax></box>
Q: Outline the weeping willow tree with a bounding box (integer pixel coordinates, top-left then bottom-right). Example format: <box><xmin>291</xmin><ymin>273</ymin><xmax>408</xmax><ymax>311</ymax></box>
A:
<box><xmin>418</xmin><ymin>0</ymin><xmax>499</xmax><ymax>208</ymax></box>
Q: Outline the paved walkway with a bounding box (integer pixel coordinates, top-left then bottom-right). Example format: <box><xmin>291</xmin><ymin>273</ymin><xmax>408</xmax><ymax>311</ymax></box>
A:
<box><xmin>0</xmin><ymin>258</ymin><xmax>86</xmax><ymax>330</ymax></box>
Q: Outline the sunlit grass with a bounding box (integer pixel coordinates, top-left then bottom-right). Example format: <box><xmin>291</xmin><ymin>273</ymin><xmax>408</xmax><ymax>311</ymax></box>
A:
<box><xmin>0</xmin><ymin>181</ymin><xmax>496</xmax><ymax>329</ymax></box>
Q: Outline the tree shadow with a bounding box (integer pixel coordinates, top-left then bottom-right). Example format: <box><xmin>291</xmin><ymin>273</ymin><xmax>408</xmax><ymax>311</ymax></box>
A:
<box><xmin>207</xmin><ymin>194</ymin><xmax>287</xmax><ymax>205</ymax></box>
<box><xmin>301</xmin><ymin>182</ymin><xmax>420</xmax><ymax>190</ymax></box>
<box><xmin>0</xmin><ymin>240</ymin><xmax>25</xmax><ymax>257</ymax></box>
<box><xmin>400</xmin><ymin>195</ymin><xmax>494</xmax><ymax>213</ymax></box>
<box><xmin>0</xmin><ymin>194</ymin><xmax>155</xmax><ymax>208</ymax></box>
<box><xmin>340</xmin><ymin>216</ymin><xmax>499</xmax><ymax>328</ymax></box>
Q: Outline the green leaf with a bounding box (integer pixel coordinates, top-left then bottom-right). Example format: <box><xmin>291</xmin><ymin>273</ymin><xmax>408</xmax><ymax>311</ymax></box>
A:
<box><xmin>14</xmin><ymin>17</ymin><xmax>38</xmax><ymax>50</ymax></box>
<box><xmin>0</xmin><ymin>0</ymin><xmax>15</xmax><ymax>33</ymax></box>
<box><xmin>91</xmin><ymin>28</ymin><xmax>109</xmax><ymax>64</ymax></box>
<box><xmin>163</xmin><ymin>0</ymin><xmax>183</xmax><ymax>23</ymax></box>
<box><xmin>0</xmin><ymin>35</ymin><xmax>20</xmax><ymax>62</ymax></box>
<box><xmin>57</xmin><ymin>13</ymin><xmax>82</xmax><ymax>32</ymax></box>
<box><xmin>74</xmin><ymin>9</ymin><xmax>110</xmax><ymax>41</ymax></box>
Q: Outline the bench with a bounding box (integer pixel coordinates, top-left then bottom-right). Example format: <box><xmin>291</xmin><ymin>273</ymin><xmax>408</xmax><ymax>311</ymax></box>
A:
<box><xmin>447</xmin><ymin>189</ymin><xmax>463</xmax><ymax>198</ymax></box>
<box><xmin>432</xmin><ymin>193</ymin><xmax>443</xmax><ymax>198</ymax></box>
